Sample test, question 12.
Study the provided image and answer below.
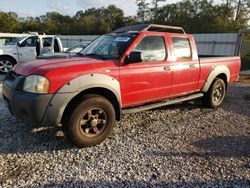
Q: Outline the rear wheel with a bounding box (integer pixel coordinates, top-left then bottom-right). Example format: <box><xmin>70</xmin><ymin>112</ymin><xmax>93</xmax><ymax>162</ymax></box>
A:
<box><xmin>202</xmin><ymin>78</ymin><xmax>226</xmax><ymax>108</ymax></box>
<box><xmin>0</xmin><ymin>57</ymin><xmax>15</xmax><ymax>74</ymax></box>
<box><xmin>68</xmin><ymin>94</ymin><xmax>115</xmax><ymax>147</ymax></box>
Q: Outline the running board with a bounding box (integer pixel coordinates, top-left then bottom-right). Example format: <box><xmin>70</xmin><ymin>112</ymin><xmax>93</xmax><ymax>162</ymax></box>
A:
<box><xmin>122</xmin><ymin>93</ymin><xmax>204</xmax><ymax>114</ymax></box>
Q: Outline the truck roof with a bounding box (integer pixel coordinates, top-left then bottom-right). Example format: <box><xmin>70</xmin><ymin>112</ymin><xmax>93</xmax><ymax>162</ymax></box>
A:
<box><xmin>112</xmin><ymin>24</ymin><xmax>186</xmax><ymax>34</ymax></box>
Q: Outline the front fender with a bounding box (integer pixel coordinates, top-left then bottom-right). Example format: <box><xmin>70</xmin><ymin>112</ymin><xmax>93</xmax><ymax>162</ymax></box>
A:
<box><xmin>0</xmin><ymin>47</ymin><xmax>19</xmax><ymax>63</ymax></box>
<box><xmin>58</xmin><ymin>74</ymin><xmax>121</xmax><ymax>101</ymax></box>
<box><xmin>42</xmin><ymin>74</ymin><xmax>121</xmax><ymax>126</ymax></box>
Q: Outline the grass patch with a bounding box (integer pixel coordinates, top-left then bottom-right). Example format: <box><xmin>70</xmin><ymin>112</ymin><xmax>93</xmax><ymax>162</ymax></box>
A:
<box><xmin>245</xmin><ymin>93</ymin><xmax>250</xmax><ymax>100</ymax></box>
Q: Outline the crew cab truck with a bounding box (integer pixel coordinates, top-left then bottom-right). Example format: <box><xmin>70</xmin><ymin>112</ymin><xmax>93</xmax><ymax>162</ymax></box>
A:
<box><xmin>2</xmin><ymin>24</ymin><xmax>241</xmax><ymax>147</ymax></box>
<box><xmin>0</xmin><ymin>34</ymin><xmax>63</xmax><ymax>74</ymax></box>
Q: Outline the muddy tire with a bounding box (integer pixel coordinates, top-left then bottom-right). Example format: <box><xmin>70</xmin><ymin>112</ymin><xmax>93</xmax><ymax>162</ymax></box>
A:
<box><xmin>68</xmin><ymin>94</ymin><xmax>115</xmax><ymax>147</ymax></box>
<box><xmin>202</xmin><ymin>78</ymin><xmax>226</xmax><ymax>108</ymax></box>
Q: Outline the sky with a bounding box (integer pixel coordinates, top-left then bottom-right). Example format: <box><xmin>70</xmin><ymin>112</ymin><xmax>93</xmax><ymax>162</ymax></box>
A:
<box><xmin>0</xmin><ymin>0</ymin><xmax>181</xmax><ymax>18</ymax></box>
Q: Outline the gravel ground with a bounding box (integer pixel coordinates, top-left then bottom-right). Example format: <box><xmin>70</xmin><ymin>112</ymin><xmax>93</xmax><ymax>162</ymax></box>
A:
<box><xmin>0</xmin><ymin>75</ymin><xmax>4</xmax><ymax>81</ymax></box>
<box><xmin>0</xmin><ymin>83</ymin><xmax>249</xmax><ymax>187</ymax></box>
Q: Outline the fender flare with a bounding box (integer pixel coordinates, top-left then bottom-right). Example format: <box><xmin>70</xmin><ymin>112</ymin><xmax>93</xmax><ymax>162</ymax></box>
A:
<box><xmin>202</xmin><ymin>65</ymin><xmax>230</xmax><ymax>93</ymax></box>
<box><xmin>43</xmin><ymin>74</ymin><xmax>122</xmax><ymax>125</ymax></box>
<box><xmin>57</xmin><ymin>73</ymin><xmax>121</xmax><ymax>102</ymax></box>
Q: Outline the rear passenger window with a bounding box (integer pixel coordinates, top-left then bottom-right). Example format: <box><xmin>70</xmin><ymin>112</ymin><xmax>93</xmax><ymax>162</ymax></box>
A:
<box><xmin>172</xmin><ymin>37</ymin><xmax>192</xmax><ymax>60</ymax></box>
<box><xmin>133</xmin><ymin>36</ymin><xmax>166</xmax><ymax>62</ymax></box>
<box><xmin>42</xmin><ymin>37</ymin><xmax>53</xmax><ymax>47</ymax></box>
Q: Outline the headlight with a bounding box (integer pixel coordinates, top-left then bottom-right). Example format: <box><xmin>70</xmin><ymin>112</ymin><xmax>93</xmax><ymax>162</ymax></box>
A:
<box><xmin>23</xmin><ymin>75</ymin><xmax>50</xmax><ymax>94</ymax></box>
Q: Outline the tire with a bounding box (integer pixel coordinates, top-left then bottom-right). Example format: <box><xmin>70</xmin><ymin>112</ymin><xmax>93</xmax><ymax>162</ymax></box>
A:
<box><xmin>0</xmin><ymin>57</ymin><xmax>15</xmax><ymax>74</ymax></box>
<box><xmin>202</xmin><ymin>78</ymin><xmax>226</xmax><ymax>108</ymax></box>
<box><xmin>68</xmin><ymin>94</ymin><xmax>115</xmax><ymax>147</ymax></box>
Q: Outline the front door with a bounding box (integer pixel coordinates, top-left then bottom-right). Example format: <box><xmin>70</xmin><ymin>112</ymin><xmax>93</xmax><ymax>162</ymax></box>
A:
<box><xmin>120</xmin><ymin>35</ymin><xmax>173</xmax><ymax>108</ymax></box>
<box><xmin>18</xmin><ymin>36</ymin><xmax>38</xmax><ymax>62</ymax></box>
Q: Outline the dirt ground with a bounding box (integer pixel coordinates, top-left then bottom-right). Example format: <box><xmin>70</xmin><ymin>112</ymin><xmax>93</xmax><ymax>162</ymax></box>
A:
<box><xmin>239</xmin><ymin>75</ymin><xmax>250</xmax><ymax>84</ymax></box>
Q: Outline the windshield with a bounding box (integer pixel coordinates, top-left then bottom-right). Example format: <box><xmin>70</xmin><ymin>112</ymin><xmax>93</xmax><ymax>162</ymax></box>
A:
<box><xmin>8</xmin><ymin>36</ymin><xmax>27</xmax><ymax>45</ymax></box>
<box><xmin>79</xmin><ymin>33</ymin><xmax>138</xmax><ymax>60</ymax></box>
<box><xmin>66</xmin><ymin>43</ymin><xmax>88</xmax><ymax>53</ymax></box>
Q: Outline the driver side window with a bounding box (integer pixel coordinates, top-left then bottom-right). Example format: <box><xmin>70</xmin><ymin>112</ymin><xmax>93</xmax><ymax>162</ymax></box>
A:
<box><xmin>132</xmin><ymin>36</ymin><xmax>166</xmax><ymax>62</ymax></box>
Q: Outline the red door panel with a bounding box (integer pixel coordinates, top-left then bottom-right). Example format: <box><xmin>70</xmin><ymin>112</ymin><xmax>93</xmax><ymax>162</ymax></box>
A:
<box><xmin>120</xmin><ymin>61</ymin><xmax>173</xmax><ymax>108</ymax></box>
<box><xmin>172</xmin><ymin>61</ymin><xmax>199</xmax><ymax>94</ymax></box>
<box><xmin>170</xmin><ymin>36</ymin><xmax>200</xmax><ymax>95</ymax></box>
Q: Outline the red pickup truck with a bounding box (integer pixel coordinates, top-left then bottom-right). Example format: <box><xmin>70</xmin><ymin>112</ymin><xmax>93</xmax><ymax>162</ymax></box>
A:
<box><xmin>2</xmin><ymin>24</ymin><xmax>241</xmax><ymax>147</ymax></box>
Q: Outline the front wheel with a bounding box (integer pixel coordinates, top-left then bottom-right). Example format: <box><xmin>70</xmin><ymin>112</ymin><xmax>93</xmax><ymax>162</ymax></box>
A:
<box><xmin>68</xmin><ymin>94</ymin><xmax>115</xmax><ymax>147</ymax></box>
<box><xmin>0</xmin><ymin>57</ymin><xmax>15</xmax><ymax>74</ymax></box>
<box><xmin>202</xmin><ymin>78</ymin><xmax>226</xmax><ymax>108</ymax></box>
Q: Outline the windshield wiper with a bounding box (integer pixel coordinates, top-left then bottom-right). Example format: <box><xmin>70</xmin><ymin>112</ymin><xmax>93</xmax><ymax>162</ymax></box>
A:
<box><xmin>76</xmin><ymin>52</ymin><xmax>85</xmax><ymax>57</ymax></box>
<box><xmin>83</xmin><ymin>53</ymin><xmax>107</xmax><ymax>60</ymax></box>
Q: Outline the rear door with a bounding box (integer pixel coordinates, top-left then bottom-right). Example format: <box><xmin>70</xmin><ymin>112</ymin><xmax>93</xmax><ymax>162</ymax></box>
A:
<box><xmin>41</xmin><ymin>36</ymin><xmax>54</xmax><ymax>54</ymax></box>
<box><xmin>120</xmin><ymin>34</ymin><xmax>173</xmax><ymax>108</ymax></box>
<box><xmin>170</xmin><ymin>35</ymin><xmax>199</xmax><ymax>95</ymax></box>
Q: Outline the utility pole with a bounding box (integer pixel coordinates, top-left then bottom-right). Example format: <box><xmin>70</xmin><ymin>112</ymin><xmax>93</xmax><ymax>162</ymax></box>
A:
<box><xmin>235</xmin><ymin>0</ymin><xmax>241</xmax><ymax>21</ymax></box>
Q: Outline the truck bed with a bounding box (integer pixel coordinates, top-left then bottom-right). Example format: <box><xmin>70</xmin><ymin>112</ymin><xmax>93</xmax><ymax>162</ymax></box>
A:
<box><xmin>199</xmin><ymin>56</ymin><xmax>240</xmax><ymax>65</ymax></box>
<box><xmin>198</xmin><ymin>56</ymin><xmax>241</xmax><ymax>85</ymax></box>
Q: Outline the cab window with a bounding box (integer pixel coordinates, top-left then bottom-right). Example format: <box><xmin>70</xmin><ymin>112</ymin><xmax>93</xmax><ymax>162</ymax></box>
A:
<box><xmin>42</xmin><ymin>37</ymin><xmax>53</xmax><ymax>47</ymax></box>
<box><xmin>172</xmin><ymin>37</ymin><xmax>192</xmax><ymax>60</ymax></box>
<box><xmin>21</xmin><ymin>36</ymin><xmax>38</xmax><ymax>47</ymax></box>
<box><xmin>133</xmin><ymin>36</ymin><xmax>166</xmax><ymax>62</ymax></box>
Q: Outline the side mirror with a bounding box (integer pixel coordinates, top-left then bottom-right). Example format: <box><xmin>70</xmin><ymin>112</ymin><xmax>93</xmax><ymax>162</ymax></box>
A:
<box><xmin>16</xmin><ymin>42</ymin><xmax>21</xmax><ymax>47</ymax></box>
<box><xmin>18</xmin><ymin>42</ymin><xmax>25</xmax><ymax>47</ymax></box>
<box><xmin>125</xmin><ymin>51</ymin><xmax>143</xmax><ymax>64</ymax></box>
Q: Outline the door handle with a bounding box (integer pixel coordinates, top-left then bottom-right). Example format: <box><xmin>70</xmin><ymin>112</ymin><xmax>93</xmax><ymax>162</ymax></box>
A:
<box><xmin>164</xmin><ymin>66</ymin><xmax>171</xmax><ymax>71</ymax></box>
<box><xmin>190</xmin><ymin>64</ymin><xmax>195</xmax><ymax>69</ymax></box>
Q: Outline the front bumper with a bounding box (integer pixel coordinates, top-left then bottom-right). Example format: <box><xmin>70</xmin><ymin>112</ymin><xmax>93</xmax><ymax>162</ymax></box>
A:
<box><xmin>2</xmin><ymin>71</ymin><xmax>78</xmax><ymax>126</ymax></box>
<box><xmin>2</xmin><ymin>80</ymin><xmax>53</xmax><ymax>124</ymax></box>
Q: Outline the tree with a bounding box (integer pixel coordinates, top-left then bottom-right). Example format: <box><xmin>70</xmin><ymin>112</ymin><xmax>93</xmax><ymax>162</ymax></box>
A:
<box><xmin>219</xmin><ymin>0</ymin><xmax>250</xmax><ymax>31</ymax></box>
<box><xmin>153</xmin><ymin>0</ymin><xmax>249</xmax><ymax>33</ymax></box>
<box><xmin>151</xmin><ymin>0</ymin><xmax>166</xmax><ymax>22</ymax></box>
<box><xmin>136</xmin><ymin>0</ymin><xmax>150</xmax><ymax>23</ymax></box>
<box><xmin>0</xmin><ymin>2</ymin><xmax>249</xmax><ymax>35</ymax></box>
<box><xmin>104</xmin><ymin>5</ymin><xmax>125</xmax><ymax>30</ymax></box>
<box><xmin>19</xmin><ymin>17</ymin><xmax>42</xmax><ymax>33</ymax></box>
<box><xmin>0</xmin><ymin>12</ymin><xmax>20</xmax><ymax>32</ymax></box>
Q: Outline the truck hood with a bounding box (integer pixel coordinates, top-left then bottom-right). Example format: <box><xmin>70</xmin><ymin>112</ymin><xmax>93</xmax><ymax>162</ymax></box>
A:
<box><xmin>13</xmin><ymin>57</ymin><xmax>117</xmax><ymax>76</ymax></box>
<box><xmin>37</xmin><ymin>52</ymin><xmax>70</xmax><ymax>59</ymax></box>
<box><xmin>0</xmin><ymin>45</ymin><xmax>17</xmax><ymax>55</ymax></box>
<box><xmin>13</xmin><ymin>57</ymin><xmax>119</xmax><ymax>93</ymax></box>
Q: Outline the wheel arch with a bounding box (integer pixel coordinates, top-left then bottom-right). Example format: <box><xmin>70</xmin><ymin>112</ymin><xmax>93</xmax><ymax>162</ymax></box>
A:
<box><xmin>43</xmin><ymin>74</ymin><xmax>122</xmax><ymax>126</ymax></box>
<box><xmin>202</xmin><ymin>65</ymin><xmax>230</xmax><ymax>93</ymax></box>
<box><xmin>215</xmin><ymin>73</ymin><xmax>228</xmax><ymax>90</ymax></box>
<box><xmin>53</xmin><ymin>74</ymin><xmax>122</xmax><ymax>127</ymax></box>
<box><xmin>61</xmin><ymin>87</ymin><xmax>122</xmax><ymax>124</ymax></box>
<box><xmin>0</xmin><ymin>55</ymin><xmax>18</xmax><ymax>65</ymax></box>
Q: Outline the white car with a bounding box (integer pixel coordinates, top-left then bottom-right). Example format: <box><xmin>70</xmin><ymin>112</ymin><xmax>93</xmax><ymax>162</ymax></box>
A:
<box><xmin>38</xmin><ymin>42</ymin><xmax>89</xmax><ymax>59</ymax></box>
<box><xmin>65</xmin><ymin>42</ymin><xmax>89</xmax><ymax>54</ymax></box>
<box><xmin>0</xmin><ymin>34</ymin><xmax>64</xmax><ymax>74</ymax></box>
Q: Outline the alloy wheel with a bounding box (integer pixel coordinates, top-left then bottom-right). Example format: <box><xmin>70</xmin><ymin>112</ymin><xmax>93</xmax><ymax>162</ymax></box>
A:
<box><xmin>79</xmin><ymin>108</ymin><xmax>108</xmax><ymax>137</ymax></box>
<box><xmin>0</xmin><ymin>59</ymin><xmax>13</xmax><ymax>73</ymax></box>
